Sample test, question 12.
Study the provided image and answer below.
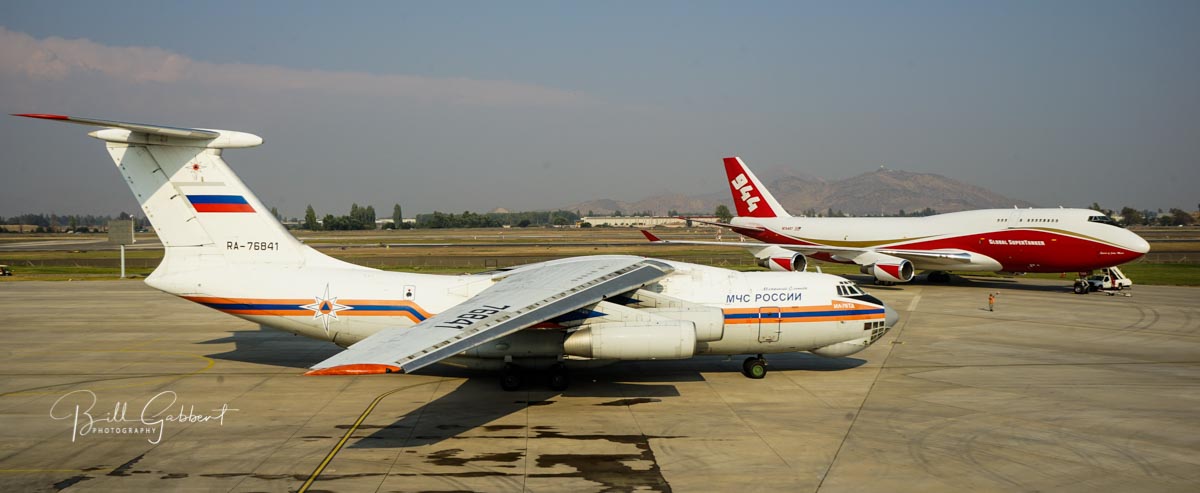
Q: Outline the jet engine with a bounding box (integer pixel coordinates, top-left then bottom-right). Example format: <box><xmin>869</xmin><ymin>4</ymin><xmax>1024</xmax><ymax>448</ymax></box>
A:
<box><xmin>861</xmin><ymin>259</ymin><xmax>914</xmax><ymax>283</ymax></box>
<box><xmin>752</xmin><ymin>245</ymin><xmax>807</xmax><ymax>272</ymax></box>
<box><xmin>640</xmin><ymin>306</ymin><xmax>724</xmax><ymax>342</ymax></box>
<box><xmin>563</xmin><ymin>321</ymin><xmax>696</xmax><ymax>360</ymax></box>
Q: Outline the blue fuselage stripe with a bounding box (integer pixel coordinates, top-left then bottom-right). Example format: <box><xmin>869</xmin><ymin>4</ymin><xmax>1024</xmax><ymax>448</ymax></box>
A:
<box><xmin>724</xmin><ymin>308</ymin><xmax>884</xmax><ymax>320</ymax></box>
<box><xmin>198</xmin><ymin>302</ymin><xmax>428</xmax><ymax>320</ymax></box>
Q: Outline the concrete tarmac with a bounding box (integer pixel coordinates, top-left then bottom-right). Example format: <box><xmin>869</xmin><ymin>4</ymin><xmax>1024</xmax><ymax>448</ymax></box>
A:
<box><xmin>1</xmin><ymin>277</ymin><xmax>1198</xmax><ymax>492</ymax></box>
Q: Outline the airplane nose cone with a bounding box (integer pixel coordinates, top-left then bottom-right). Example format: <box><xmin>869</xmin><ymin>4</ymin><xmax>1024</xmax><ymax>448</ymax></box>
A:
<box><xmin>1128</xmin><ymin>233</ymin><xmax>1151</xmax><ymax>255</ymax></box>
<box><xmin>885</xmin><ymin>305</ymin><xmax>900</xmax><ymax>328</ymax></box>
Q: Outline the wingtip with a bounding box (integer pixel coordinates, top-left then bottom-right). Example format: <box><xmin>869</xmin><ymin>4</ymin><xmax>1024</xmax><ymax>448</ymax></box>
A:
<box><xmin>304</xmin><ymin>364</ymin><xmax>403</xmax><ymax>376</ymax></box>
<box><xmin>13</xmin><ymin>113</ymin><xmax>70</xmax><ymax>120</ymax></box>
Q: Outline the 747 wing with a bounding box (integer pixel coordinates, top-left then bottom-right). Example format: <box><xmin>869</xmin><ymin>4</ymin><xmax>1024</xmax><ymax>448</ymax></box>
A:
<box><xmin>640</xmin><ymin>230</ymin><xmax>973</xmax><ymax>264</ymax></box>
<box><xmin>307</xmin><ymin>256</ymin><xmax>673</xmax><ymax>375</ymax></box>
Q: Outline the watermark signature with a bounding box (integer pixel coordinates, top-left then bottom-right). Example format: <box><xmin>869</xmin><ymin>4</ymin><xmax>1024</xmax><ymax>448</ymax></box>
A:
<box><xmin>49</xmin><ymin>390</ymin><xmax>237</xmax><ymax>444</ymax></box>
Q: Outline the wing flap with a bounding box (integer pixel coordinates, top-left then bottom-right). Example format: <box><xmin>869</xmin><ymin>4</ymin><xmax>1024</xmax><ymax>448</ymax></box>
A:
<box><xmin>309</xmin><ymin>257</ymin><xmax>674</xmax><ymax>374</ymax></box>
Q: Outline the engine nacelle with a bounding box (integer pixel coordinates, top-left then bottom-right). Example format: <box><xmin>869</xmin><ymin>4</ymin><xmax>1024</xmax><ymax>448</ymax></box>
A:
<box><xmin>861</xmin><ymin>260</ymin><xmax>914</xmax><ymax>283</ymax></box>
<box><xmin>641</xmin><ymin>306</ymin><xmax>724</xmax><ymax>342</ymax></box>
<box><xmin>752</xmin><ymin>245</ymin><xmax>807</xmax><ymax>272</ymax></box>
<box><xmin>563</xmin><ymin>321</ymin><xmax>696</xmax><ymax>360</ymax></box>
<box><xmin>756</xmin><ymin>253</ymin><xmax>806</xmax><ymax>272</ymax></box>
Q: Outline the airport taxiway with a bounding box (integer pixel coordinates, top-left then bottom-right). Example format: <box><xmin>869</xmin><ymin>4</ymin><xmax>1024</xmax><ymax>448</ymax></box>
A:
<box><xmin>1</xmin><ymin>277</ymin><xmax>1198</xmax><ymax>492</ymax></box>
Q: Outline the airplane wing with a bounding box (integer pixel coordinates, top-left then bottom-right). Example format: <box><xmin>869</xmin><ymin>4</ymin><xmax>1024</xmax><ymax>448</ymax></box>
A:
<box><xmin>307</xmin><ymin>256</ymin><xmax>674</xmax><ymax>375</ymax></box>
<box><xmin>640</xmin><ymin>230</ymin><xmax>973</xmax><ymax>264</ymax></box>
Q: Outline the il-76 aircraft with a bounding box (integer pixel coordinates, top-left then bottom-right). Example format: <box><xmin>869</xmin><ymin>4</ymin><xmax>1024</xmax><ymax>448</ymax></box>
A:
<box><xmin>650</xmin><ymin>157</ymin><xmax>1150</xmax><ymax>284</ymax></box>
<box><xmin>18</xmin><ymin>114</ymin><xmax>897</xmax><ymax>390</ymax></box>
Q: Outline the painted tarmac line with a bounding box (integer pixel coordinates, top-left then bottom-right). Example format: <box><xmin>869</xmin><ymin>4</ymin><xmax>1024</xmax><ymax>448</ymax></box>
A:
<box><xmin>907</xmin><ymin>292</ymin><xmax>923</xmax><ymax>312</ymax></box>
<box><xmin>298</xmin><ymin>379</ymin><xmax>448</xmax><ymax>493</ymax></box>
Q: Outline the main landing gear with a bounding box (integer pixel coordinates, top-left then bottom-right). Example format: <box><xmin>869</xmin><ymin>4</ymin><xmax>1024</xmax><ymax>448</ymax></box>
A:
<box><xmin>501</xmin><ymin>363</ymin><xmax>523</xmax><ymax>391</ymax></box>
<box><xmin>742</xmin><ymin>355</ymin><xmax>767</xmax><ymax>379</ymax></box>
<box><xmin>548</xmin><ymin>363</ymin><xmax>570</xmax><ymax>391</ymax></box>
<box><xmin>500</xmin><ymin>362</ymin><xmax>571</xmax><ymax>392</ymax></box>
<box><xmin>927</xmin><ymin>271</ymin><xmax>952</xmax><ymax>283</ymax></box>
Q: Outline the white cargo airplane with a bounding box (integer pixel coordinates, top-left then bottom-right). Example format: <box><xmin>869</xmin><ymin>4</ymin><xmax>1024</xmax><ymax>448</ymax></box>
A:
<box><xmin>18</xmin><ymin>114</ymin><xmax>897</xmax><ymax>390</ymax></box>
<box><xmin>647</xmin><ymin>157</ymin><xmax>1150</xmax><ymax>284</ymax></box>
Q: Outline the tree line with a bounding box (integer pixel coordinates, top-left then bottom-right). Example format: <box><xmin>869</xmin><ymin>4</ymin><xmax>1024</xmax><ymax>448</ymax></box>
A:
<box><xmin>1091</xmin><ymin>204</ymin><xmax>1196</xmax><ymax>227</ymax></box>
<box><xmin>415</xmin><ymin>210</ymin><xmax>580</xmax><ymax>229</ymax></box>
<box><xmin>296</xmin><ymin>204</ymin><xmax>581</xmax><ymax>230</ymax></box>
<box><xmin>301</xmin><ymin>203</ymin><xmax>378</xmax><ymax>231</ymax></box>
<box><xmin>0</xmin><ymin>212</ymin><xmax>148</xmax><ymax>233</ymax></box>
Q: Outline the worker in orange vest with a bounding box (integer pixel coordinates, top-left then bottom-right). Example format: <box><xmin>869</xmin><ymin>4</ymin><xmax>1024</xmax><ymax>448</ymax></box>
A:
<box><xmin>988</xmin><ymin>292</ymin><xmax>996</xmax><ymax>312</ymax></box>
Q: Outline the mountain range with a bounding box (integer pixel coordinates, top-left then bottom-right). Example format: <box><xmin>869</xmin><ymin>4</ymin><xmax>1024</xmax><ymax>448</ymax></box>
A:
<box><xmin>566</xmin><ymin>168</ymin><xmax>1035</xmax><ymax>217</ymax></box>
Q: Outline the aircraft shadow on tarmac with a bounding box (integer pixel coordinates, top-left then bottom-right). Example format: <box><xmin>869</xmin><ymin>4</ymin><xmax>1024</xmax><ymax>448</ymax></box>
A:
<box><xmin>198</xmin><ymin>328</ymin><xmax>866</xmax><ymax>448</ymax></box>
<box><xmin>199</xmin><ymin>327</ymin><xmax>341</xmax><ymax>369</ymax></box>
<box><xmin>349</xmin><ymin>354</ymin><xmax>866</xmax><ymax>448</ymax></box>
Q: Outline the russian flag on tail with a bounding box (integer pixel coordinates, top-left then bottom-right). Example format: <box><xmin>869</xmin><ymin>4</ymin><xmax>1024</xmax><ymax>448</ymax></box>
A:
<box><xmin>187</xmin><ymin>195</ymin><xmax>255</xmax><ymax>213</ymax></box>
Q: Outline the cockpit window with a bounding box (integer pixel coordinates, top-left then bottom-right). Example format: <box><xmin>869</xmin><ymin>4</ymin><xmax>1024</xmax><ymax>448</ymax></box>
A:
<box><xmin>836</xmin><ymin>281</ymin><xmax>865</xmax><ymax>297</ymax></box>
<box><xmin>1088</xmin><ymin>215</ymin><xmax>1120</xmax><ymax>227</ymax></box>
<box><xmin>838</xmin><ymin>280</ymin><xmax>882</xmax><ymax>307</ymax></box>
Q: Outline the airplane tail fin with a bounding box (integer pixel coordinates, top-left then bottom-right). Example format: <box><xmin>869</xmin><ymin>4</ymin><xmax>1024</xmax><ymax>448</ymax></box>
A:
<box><xmin>722</xmin><ymin>156</ymin><xmax>790</xmax><ymax>218</ymax></box>
<box><xmin>15</xmin><ymin>114</ymin><xmax>355</xmax><ymax>282</ymax></box>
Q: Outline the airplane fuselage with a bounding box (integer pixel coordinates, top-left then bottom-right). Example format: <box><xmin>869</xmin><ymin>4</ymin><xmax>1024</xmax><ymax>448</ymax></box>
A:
<box><xmin>150</xmin><ymin>257</ymin><xmax>890</xmax><ymax>367</ymax></box>
<box><xmin>731</xmin><ymin>208</ymin><xmax>1150</xmax><ymax>273</ymax></box>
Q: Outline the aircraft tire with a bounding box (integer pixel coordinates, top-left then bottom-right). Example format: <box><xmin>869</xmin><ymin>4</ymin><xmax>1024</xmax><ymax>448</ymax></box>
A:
<box><xmin>742</xmin><ymin>357</ymin><xmax>767</xmax><ymax>379</ymax></box>
<box><xmin>549</xmin><ymin>364</ymin><xmax>569</xmax><ymax>391</ymax></box>
<box><xmin>501</xmin><ymin>365</ymin><xmax>522</xmax><ymax>391</ymax></box>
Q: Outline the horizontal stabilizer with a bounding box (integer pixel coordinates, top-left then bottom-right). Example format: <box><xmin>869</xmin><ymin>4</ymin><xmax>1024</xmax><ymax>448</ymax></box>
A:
<box><xmin>15</xmin><ymin>114</ymin><xmax>219</xmax><ymax>138</ymax></box>
<box><xmin>13</xmin><ymin>113</ymin><xmax>262</xmax><ymax>148</ymax></box>
<box><xmin>640</xmin><ymin>230</ymin><xmax>663</xmax><ymax>242</ymax></box>
<box><xmin>678</xmin><ymin>217</ymin><xmax>765</xmax><ymax>230</ymax></box>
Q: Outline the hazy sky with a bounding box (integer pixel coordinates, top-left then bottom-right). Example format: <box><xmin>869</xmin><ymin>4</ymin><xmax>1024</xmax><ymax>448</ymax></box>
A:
<box><xmin>1</xmin><ymin>1</ymin><xmax>1197</xmax><ymax>218</ymax></box>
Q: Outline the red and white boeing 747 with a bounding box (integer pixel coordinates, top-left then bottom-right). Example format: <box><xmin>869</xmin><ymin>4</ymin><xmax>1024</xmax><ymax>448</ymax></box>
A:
<box><xmin>647</xmin><ymin>157</ymin><xmax>1150</xmax><ymax>284</ymax></box>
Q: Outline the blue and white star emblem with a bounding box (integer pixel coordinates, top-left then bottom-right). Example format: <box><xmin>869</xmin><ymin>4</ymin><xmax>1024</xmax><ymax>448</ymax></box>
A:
<box><xmin>301</xmin><ymin>284</ymin><xmax>350</xmax><ymax>335</ymax></box>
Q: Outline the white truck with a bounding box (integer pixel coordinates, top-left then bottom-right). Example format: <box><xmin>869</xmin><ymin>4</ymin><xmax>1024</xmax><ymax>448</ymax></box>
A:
<box><xmin>1074</xmin><ymin>266</ymin><xmax>1133</xmax><ymax>293</ymax></box>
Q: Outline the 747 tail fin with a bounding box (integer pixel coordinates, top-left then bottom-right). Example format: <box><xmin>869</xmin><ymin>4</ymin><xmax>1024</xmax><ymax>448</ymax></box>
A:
<box><xmin>722</xmin><ymin>156</ymin><xmax>790</xmax><ymax>218</ymax></box>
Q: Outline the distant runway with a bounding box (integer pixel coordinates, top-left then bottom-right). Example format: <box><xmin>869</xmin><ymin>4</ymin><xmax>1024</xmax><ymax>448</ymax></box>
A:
<box><xmin>1</xmin><ymin>278</ymin><xmax>1198</xmax><ymax>492</ymax></box>
<box><xmin>0</xmin><ymin>238</ymin><xmax>163</xmax><ymax>252</ymax></box>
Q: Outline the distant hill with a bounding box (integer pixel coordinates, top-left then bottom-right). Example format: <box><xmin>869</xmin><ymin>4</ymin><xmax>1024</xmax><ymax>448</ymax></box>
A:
<box><xmin>565</xmin><ymin>168</ymin><xmax>1035</xmax><ymax>216</ymax></box>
